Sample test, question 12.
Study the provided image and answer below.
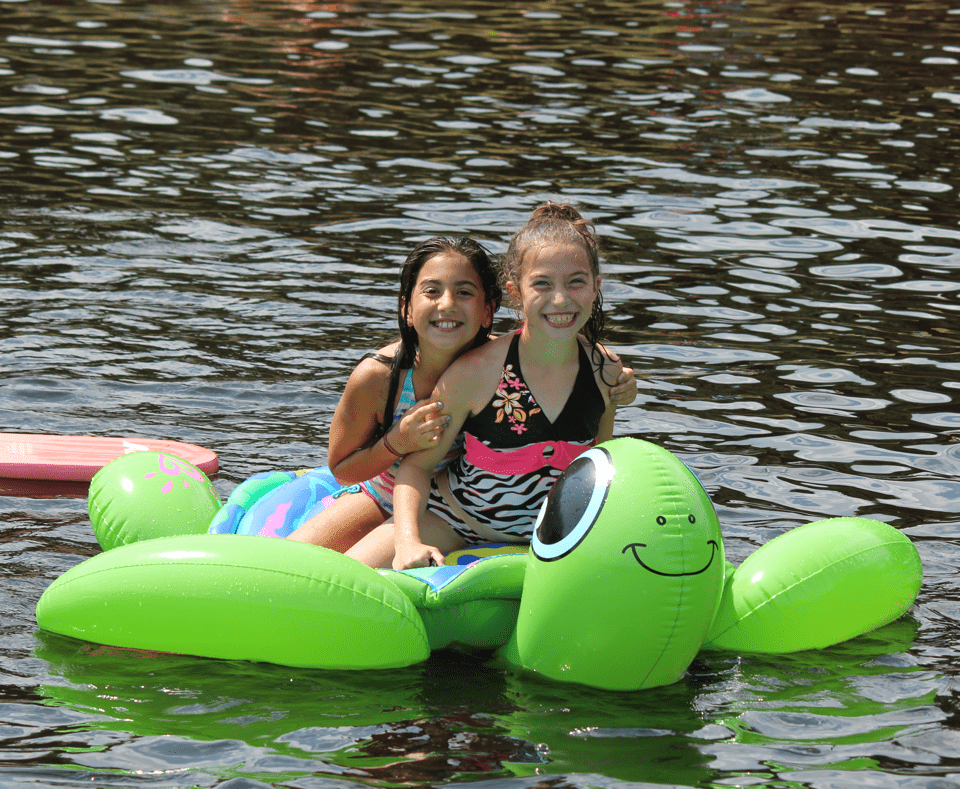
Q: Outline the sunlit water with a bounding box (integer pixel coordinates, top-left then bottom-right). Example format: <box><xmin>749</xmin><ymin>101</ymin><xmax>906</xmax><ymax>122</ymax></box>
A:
<box><xmin>2</xmin><ymin>0</ymin><xmax>960</xmax><ymax>786</ymax></box>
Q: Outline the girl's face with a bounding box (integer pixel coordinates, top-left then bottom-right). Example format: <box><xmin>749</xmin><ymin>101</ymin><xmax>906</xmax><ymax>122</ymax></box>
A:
<box><xmin>404</xmin><ymin>251</ymin><xmax>493</xmax><ymax>354</ymax></box>
<box><xmin>510</xmin><ymin>244</ymin><xmax>600</xmax><ymax>341</ymax></box>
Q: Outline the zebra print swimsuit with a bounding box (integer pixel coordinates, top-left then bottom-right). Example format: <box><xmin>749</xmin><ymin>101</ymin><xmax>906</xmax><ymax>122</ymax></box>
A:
<box><xmin>426</xmin><ymin>331</ymin><xmax>606</xmax><ymax>543</ymax></box>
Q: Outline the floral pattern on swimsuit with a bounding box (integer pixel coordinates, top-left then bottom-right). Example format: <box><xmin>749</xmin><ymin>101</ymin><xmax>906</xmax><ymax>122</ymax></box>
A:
<box><xmin>492</xmin><ymin>364</ymin><xmax>542</xmax><ymax>434</ymax></box>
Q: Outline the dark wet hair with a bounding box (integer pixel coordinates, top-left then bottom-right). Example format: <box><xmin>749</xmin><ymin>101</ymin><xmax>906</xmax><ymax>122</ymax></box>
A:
<box><xmin>371</xmin><ymin>236</ymin><xmax>501</xmax><ymax>441</ymax></box>
<box><xmin>502</xmin><ymin>202</ymin><xmax>611</xmax><ymax>379</ymax></box>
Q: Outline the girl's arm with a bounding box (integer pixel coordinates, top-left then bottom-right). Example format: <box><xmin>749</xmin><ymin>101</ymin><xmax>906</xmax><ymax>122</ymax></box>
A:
<box><xmin>576</xmin><ymin>330</ymin><xmax>635</xmax><ymax>407</ymax></box>
<box><xmin>391</xmin><ymin>458</ymin><xmax>445</xmax><ymax>569</ymax></box>
<box><xmin>390</xmin><ymin>344</ymin><xmax>499</xmax><ymax>569</ymax></box>
<box><xmin>597</xmin><ymin>399</ymin><xmax>617</xmax><ymax>443</ymax></box>
<box><xmin>594</xmin><ymin>343</ymin><xmax>624</xmax><ymax>443</ymax></box>
<box><xmin>328</xmin><ymin>356</ymin><xmax>447</xmax><ymax>485</ymax></box>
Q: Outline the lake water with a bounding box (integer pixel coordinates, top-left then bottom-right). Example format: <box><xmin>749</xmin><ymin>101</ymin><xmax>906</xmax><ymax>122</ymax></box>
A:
<box><xmin>2</xmin><ymin>0</ymin><xmax>960</xmax><ymax>786</ymax></box>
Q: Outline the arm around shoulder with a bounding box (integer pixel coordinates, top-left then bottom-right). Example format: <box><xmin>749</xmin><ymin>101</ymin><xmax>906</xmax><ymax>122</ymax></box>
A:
<box><xmin>595</xmin><ymin>342</ymin><xmax>624</xmax><ymax>443</ymax></box>
<box><xmin>591</xmin><ymin>343</ymin><xmax>624</xmax><ymax>399</ymax></box>
<box><xmin>397</xmin><ymin>350</ymin><xmax>486</xmax><ymax>475</ymax></box>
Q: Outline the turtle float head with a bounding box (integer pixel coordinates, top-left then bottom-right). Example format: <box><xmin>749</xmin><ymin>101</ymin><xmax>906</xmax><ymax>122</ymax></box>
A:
<box><xmin>498</xmin><ymin>437</ymin><xmax>724</xmax><ymax>690</ymax></box>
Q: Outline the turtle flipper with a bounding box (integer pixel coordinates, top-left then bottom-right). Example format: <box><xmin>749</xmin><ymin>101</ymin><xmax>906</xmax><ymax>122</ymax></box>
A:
<box><xmin>36</xmin><ymin>534</ymin><xmax>429</xmax><ymax>669</ymax></box>
<box><xmin>703</xmin><ymin>517</ymin><xmax>922</xmax><ymax>653</ymax></box>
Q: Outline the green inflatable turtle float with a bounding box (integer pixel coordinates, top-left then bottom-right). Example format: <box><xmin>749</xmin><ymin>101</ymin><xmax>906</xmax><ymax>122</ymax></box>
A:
<box><xmin>35</xmin><ymin>438</ymin><xmax>922</xmax><ymax>691</ymax></box>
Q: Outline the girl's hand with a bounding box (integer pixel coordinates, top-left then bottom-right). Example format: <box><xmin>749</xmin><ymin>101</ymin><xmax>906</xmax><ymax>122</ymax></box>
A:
<box><xmin>390</xmin><ymin>400</ymin><xmax>451</xmax><ymax>455</ymax></box>
<box><xmin>609</xmin><ymin>366</ymin><xmax>637</xmax><ymax>407</ymax></box>
<box><xmin>393</xmin><ymin>538</ymin><xmax>445</xmax><ymax>570</ymax></box>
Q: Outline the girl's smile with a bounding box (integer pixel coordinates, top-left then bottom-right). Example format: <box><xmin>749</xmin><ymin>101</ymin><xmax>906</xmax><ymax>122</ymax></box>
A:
<box><xmin>544</xmin><ymin>313</ymin><xmax>578</xmax><ymax>329</ymax></box>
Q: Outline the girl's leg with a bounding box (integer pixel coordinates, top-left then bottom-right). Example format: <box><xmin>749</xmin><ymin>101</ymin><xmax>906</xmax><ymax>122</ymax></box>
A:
<box><xmin>287</xmin><ymin>491</ymin><xmax>388</xmax><ymax>552</ymax></box>
<box><xmin>346</xmin><ymin>511</ymin><xmax>467</xmax><ymax>569</ymax></box>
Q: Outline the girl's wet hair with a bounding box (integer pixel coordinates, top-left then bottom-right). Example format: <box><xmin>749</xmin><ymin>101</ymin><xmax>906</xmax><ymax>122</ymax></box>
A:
<box><xmin>502</xmin><ymin>201</ymin><xmax>608</xmax><ymax>361</ymax></box>
<box><xmin>373</xmin><ymin>236</ymin><xmax>501</xmax><ymax>440</ymax></box>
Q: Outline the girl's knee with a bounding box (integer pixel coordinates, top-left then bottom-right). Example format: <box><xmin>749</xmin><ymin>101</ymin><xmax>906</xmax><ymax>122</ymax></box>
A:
<box><xmin>345</xmin><ymin>520</ymin><xmax>397</xmax><ymax>567</ymax></box>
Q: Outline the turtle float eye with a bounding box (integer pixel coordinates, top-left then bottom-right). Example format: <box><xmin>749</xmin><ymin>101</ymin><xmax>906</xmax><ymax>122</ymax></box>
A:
<box><xmin>533</xmin><ymin>447</ymin><xmax>614</xmax><ymax>561</ymax></box>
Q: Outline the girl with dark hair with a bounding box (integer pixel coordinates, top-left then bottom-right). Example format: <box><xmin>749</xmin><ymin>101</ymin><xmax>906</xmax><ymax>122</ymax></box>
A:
<box><xmin>288</xmin><ymin>236</ymin><xmax>501</xmax><ymax>549</ymax></box>
<box><xmin>346</xmin><ymin>203</ymin><xmax>627</xmax><ymax>569</ymax></box>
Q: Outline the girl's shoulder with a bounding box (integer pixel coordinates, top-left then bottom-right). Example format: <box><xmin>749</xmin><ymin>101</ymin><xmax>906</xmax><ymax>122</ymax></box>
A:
<box><xmin>580</xmin><ymin>337</ymin><xmax>624</xmax><ymax>383</ymax></box>
<box><xmin>439</xmin><ymin>334</ymin><xmax>511</xmax><ymax>396</ymax></box>
<box><xmin>350</xmin><ymin>342</ymin><xmax>402</xmax><ymax>384</ymax></box>
<box><xmin>456</xmin><ymin>332</ymin><xmax>513</xmax><ymax>368</ymax></box>
<box><xmin>587</xmin><ymin>338</ymin><xmax>622</xmax><ymax>364</ymax></box>
<box><xmin>365</xmin><ymin>340</ymin><xmax>402</xmax><ymax>363</ymax></box>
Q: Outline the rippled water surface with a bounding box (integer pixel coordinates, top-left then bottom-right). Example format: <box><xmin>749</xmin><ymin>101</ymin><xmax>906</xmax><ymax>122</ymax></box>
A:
<box><xmin>2</xmin><ymin>0</ymin><xmax>960</xmax><ymax>786</ymax></box>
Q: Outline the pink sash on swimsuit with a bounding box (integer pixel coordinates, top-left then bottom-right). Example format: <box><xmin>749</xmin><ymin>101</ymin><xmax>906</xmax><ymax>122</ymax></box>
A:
<box><xmin>464</xmin><ymin>432</ymin><xmax>594</xmax><ymax>475</ymax></box>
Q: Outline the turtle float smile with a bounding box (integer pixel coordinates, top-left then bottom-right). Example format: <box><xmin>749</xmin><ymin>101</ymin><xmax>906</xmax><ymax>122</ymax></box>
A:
<box><xmin>622</xmin><ymin>537</ymin><xmax>720</xmax><ymax>577</ymax></box>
